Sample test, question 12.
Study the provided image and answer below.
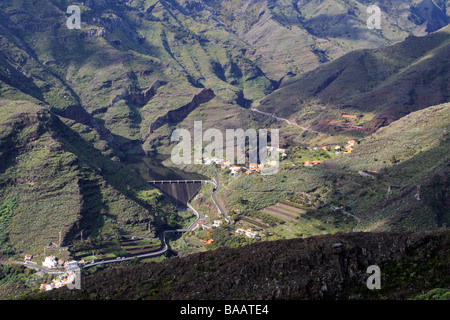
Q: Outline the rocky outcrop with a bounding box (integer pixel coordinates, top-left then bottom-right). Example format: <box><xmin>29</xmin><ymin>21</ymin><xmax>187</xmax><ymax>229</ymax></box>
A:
<box><xmin>55</xmin><ymin>105</ymin><xmax>91</xmax><ymax>125</ymax></box>
<box><xmin>78</xmin><ymin>28</ymin><xmax>107</xmax><ymax>39</ymax></box>
<box><xmin>148</xmin><ymin>88</ymin><xmax>215</xmax><ymax>133</ymax></box>
<box><xmin>53</xmin><ymin>105</ymin><xmax>115</xmax><ymax>144</ymax></box>
<box><xmin>128</xmin><ymin>80</ymin><xmax>168</xmax><ymax>106</ymax></box>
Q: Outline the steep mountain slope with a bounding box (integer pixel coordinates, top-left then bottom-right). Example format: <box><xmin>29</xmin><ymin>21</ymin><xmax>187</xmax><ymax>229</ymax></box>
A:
<box><xmin>0</xmin><ymin>0</ymin><xmax>271</xmax><ymax>156</ymax></box>
<box><xmin>201</xmin><ymin>0</ymin><xmax>450</xmax><ymax>81</ymax></box>
<box><xmin>0</xmin><ymin>0</ymin><xmax>449</xmax><ymax>272</ymax></box>
<box><xmin>0</xmin><ymin>0</ymin><xmax>448</xmax><ymax>157</ymax></box>
<box><xmin>258</xmin><ymin>24</ymin><xmax>450</xmax><ymax>132</ymax></box>
<box><xmin>0</xmin><ymin>98</ymin><xmax>175</xmax><ymax>256</ymax></box>
<box><xmin>323</xmin><ymin>103</ymin><xmax>450</xmax><ymax>231</ymax></box>
<box><xmin>195</xmin><ymin>103</ymin><xmax>449</xmax><ymax>234</ymax></box>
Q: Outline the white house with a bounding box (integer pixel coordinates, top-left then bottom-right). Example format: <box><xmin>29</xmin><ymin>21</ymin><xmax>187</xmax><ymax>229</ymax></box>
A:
<box><xmin>245</xmin><ymin>230</ymin><xmax>261</xmax><ymax>239</ymax></box>
<box><xmin>42</xmin><ymin>256</ymin><xmax>57</xmax><ymax>268</ymax></box>
<box><xmin>230</xmin><ymin>166</ymin><xmax>242</xmax><ymax>174</ymax></box>
<box><xmin>213</xmin><ymin>220</ymin><xmax>223</xmax><ymax>227</ymax></box>
<box><xmin>203</xmin><ymin>158</ymin><xmax>213</xmax><ymax>165</ymax></box>
<box><xmin>235</xmin><ymin>228</ymin><xmax>260</xmax><ymax>239</ymax></box>
<box><xmin>40</xmin><ymin>283</ymin><xmax>54</xmax><ymax>291</ymax></box>
<box><xmin>211</xmin><ymin>158</ymin><xmax>224</xmax><ymax>164</ymax></box>
<box><xmin>65</xmin><ymin>260</ymin><xmax>78</xmax><ymax>270</ymax></box>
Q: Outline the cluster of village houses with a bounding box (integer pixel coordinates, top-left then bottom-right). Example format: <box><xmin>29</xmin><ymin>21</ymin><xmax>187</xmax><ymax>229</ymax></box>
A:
<box><xmin>302</xmin><ymin>139</ymin><xmax>357</xmax><ymax>167</ymax></box>
<box><xmin>39</xmin><ymin>272</ymin><xmax>76</xmax><ymax>291</ymax></box>
<box><xmin>23</xmin><ymin>255</ymin><xmax>84</xmax><ymax>291</ymax></box>
<box><xmin>40</xmin><ymin>255</ymin><xmax>85</xmax><ymax>269</ymax></box>
<box><xmin>197</xmin><ymin>140</ymin><xmax>357</xmax><ymax>171</ymax></box>
<box><xmin>197</xmin><ymin>219</ymin><xmax>261</xmax><ymax>245</ymax></box>
<box><xmin>199</xmin><ymin>146</ymin><xmax>287</xmax><ymax>175</ymax></box>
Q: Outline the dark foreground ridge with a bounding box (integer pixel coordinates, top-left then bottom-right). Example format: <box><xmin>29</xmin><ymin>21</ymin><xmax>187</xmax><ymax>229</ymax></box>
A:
<box><xmin>25</xmin><ymin>231</ymin><xmax>449</xmax><ymax>300</ymax></box>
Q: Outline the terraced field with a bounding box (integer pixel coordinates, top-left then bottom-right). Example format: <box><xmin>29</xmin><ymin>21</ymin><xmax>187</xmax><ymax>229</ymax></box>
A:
<box><xmin>262</xmin><ymin>202</ymin><xmax>305</xmax><ymax>222</ymax></box>
<box><xmin>119</xmin><ymin>238</ymin><xmax>161</xmax><ymax>256</ymax></box>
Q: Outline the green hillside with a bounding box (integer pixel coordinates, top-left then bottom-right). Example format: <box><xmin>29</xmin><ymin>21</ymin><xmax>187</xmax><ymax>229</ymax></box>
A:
<box><xmin>187</xmin><ymin>103</ymin><xmax>449</xmax><ymax>235</ymax></box>
<box><xmin>325</xmin><ymin>103</ymin><xmax>450</xmax><ymax>231</ymax></box>
<box><xmin>0</xmin><ymin>0</ymin><xmax>448</xmax><ymax>301</ymax></box>
<box><xmin>0</xmin><ymin>0</ymin><xmax>448</xmax><ymax>156</ymax></box>
<box><xmin>0</xmin><ymin>99</ymin><xmax>175</xmax><ymax>259</ymax></box>
<box><xmin>258</xmin><ymin>25</ymin><xmax>450</xmax><ymax>133</ymax></box>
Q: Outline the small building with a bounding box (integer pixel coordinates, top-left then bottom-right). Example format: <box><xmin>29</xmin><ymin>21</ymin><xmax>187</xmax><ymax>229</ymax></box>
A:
<box><xmin>304</xmin><ymin>160</ymin><xmax>322</xmax><ymax>167</ymax></box>
<box><xmin>52</xmin><ymin>279</ymin><xmax>64</xmax><ymax>289</ymax></box>
<box><xmin>65</xmin><ymin>260</ymin><xmax>78</xmax><ymax>270</ymax></box>
<box><xmin>40</xmin><ymin>283</ymin><xmax>53</xmax><ymax>291</ymax></box>
<box><xmin>235</xmin><ymin>228</ymin><xmax>260</xmax><ymax>239</ymax></box>
<box><xmin>347</xmin><ymin>140</ymin><xmax>357</xmax><ymax>147</ymax></box>
<box><xmin>200</xmin><ymin>222</ymin><xmax>212</xmax><ymax>229</ymax></box>
<box><xmin>214</xmin><ymin>158</ymin><xmax>224</xmax><ymax>164</ymax></box>
<box><xmin>213</xmin><ymin>220</ymin><xmax>223</xmax><ymax>227</ymax></box>
<box><xmin>42</xmin><ymin>256</ymin><xmax>57</xmax><ymax>269</ymax></box>
<box><xmin>24</xmin><ymin>254</ymin><xmax>33</xmax><ymax>263</ymax></box>
<box><xmin>245</xmin><ymin>229</ymin><xmax>260</xmax><ymax>239</ymax></box>
<box><xmin>229</xmin><ymin>166</ymin><xmax>241</xmax><ymax>174</ymax></box>
<box><xmin>203</xmin><ymin>158</ymin><xmax>213</xmax><ymax>165</ymax></box>
<box><xmin>342</xmin><ymin>114</ymin><xmax>358</xmax><ymax>120</ymax></box>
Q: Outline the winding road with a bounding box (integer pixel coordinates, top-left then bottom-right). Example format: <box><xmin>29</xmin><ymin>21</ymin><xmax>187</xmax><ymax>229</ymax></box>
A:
<box><xmin>16</xmin><ymin>173</ymin><xmax>229</xmax><ymax>273</ymax></box>
<box><xmin>83</xmin><ymin>171</ymin><xmax>230</xmax><ymax>268</ymax></box>
<box><xmin>251</xmin><ymin>107</ymin><xmax>324</xmax><ymax>135</ymax></box>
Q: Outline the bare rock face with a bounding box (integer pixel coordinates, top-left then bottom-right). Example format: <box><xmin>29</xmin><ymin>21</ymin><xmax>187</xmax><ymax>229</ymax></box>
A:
<box><xmin>128</xmin><ymin>80</ymin><xmax>168</xmax><ymax>107</ymax></box>
<box><xmin>149</xmin><ymin>88</ymin><xmax>215</xmax><ymax>133</ymax></box>
<box><xmin>57</xmin><ymin>105</ymin><xmax>91</xmax><ymax>125</ymax></box>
